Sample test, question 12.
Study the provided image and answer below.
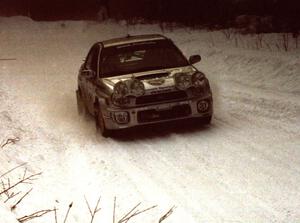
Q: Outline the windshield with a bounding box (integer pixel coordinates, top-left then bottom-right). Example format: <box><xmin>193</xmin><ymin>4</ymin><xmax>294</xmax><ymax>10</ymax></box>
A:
<box><xmin>100</xmin><ymin>40</ymin><xmax>189</xmax><ymax>77</ymax></box>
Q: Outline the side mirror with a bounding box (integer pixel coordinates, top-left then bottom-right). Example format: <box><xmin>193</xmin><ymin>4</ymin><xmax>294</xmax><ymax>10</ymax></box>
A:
<box><xmin>82</xmin><ymin>69</ymin><xmax>96</xmax><ymax>77</ymax></box>
<box><xmin>189</xmin><ymin>55</ymin><xmax>201</xmax><ymax>64</ymax></box>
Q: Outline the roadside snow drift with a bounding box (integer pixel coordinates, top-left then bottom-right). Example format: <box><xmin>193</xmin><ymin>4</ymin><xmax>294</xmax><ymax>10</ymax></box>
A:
<box><xmin>0</xmin><ymin>17</ymin><xmax>300</xmax><ymax>223</ymax></box>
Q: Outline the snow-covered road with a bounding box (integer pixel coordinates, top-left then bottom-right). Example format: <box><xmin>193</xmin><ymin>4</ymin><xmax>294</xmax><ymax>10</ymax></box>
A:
<box><xmin>0</xmin><ymin>17</ymin><xmax>299</xmax><ymax>223</ymax></box>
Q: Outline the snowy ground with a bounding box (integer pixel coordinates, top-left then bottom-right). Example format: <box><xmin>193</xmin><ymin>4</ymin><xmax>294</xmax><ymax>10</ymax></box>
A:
<box><xmin>0</xmin><ymin>17</ymin><xmax>300</xmax><ymax>223</ymax></box>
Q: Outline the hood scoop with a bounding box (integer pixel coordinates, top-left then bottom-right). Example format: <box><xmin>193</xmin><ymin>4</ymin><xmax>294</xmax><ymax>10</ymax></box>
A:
<box><xmin>135</xmin><ymin>72</ymin><xmax>169</xmax><ymax>80</ymax></box>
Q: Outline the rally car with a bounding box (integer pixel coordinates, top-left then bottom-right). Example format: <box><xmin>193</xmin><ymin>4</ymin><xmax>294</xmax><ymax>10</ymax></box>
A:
<box><xmin>76</xmin><ymin>34</ymin><xmax>213</xmax><ymax>137</ymax></box>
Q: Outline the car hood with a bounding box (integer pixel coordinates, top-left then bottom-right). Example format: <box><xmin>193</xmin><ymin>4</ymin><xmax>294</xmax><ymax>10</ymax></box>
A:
<box><xmin>102</xmin><ymin>66</ymin><xmax>196</xmax><ymax>93</ymax></box>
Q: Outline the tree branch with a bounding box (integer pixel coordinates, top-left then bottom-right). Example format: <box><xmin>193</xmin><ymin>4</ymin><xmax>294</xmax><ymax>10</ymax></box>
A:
<box><xmin>11</xmin><ymin>188</ymin><xmax>33</xmax><ymax>210</ymax></box>
<box><xmin>0</xmin><ymin>171</ymin><xmax>42</xmax><ymax>196</ymax></box>
<box><xmin>113</xmin><ymin>197</ymin><xmax>116</xmax><ymax>223</ymax></box>
<box><xmin>85</xmin><ymin>196</ymin><xmax>101</xmax><ymax>223</ymax></box>
<box><xmin>1</xmin><ymin>137</ymin><xmax>20</xmax><ymax>149</ymax></box>
<box><xmin>18</xmin><ymin>209</ymin><xmax>54</xmax><ymax>223</ymax></box>
<box><xmin>118</xmin><ymin>204</ymin><xmax>157</xmax><ymax>223</ymax></box>
<box><xmin>118</xmin><ymin>202</ymin><xmax>141</xmax><ymax>223</ymax></box>
<box><xmin>63</xmin><ymin>202</ymin><xmax>73</xmax><ymax>223</ymax></box>
<box><xmin>159</xmin><ymin>206</ymin><xmax>176</xmax><ymax>223</ymax></box>
<box><xmin>0</xmin><ymin>163</ymin><xmax>27</xmax><ymax>179</ymax></box>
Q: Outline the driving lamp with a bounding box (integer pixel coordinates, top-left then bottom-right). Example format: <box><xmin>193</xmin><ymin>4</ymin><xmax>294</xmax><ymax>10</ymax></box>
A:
<box><xmin>129</xmin><ymin>79</ymin><xmax>145</xmax><ymax>96</ymax></box>
<box><xmin>114</xmin><ymin>111</ymin><xmax>130</xmax><ymax>124</ymax></box>
<box><xmin>112</xmin><ymin>81</ymin><xmax>130</xmax><ymax>105</ymax></box>
<box><xmin>197</xmin><ymin>100</ymin><xmax>209</xmax><ymax>112</ymax></box>
<box><xmin>174</xmin><ymin>73</ymin><xmax>192</xmax><ymax>90</ymax></box>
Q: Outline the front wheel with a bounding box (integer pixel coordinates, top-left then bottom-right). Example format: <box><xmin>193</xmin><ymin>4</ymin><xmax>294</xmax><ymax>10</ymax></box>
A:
<box><xmin>199</xmin><ymin>115</ymin><xmax>212</xmax><ymax>125</ymax></box>
<box><xmin>76</xmin><ymin>89</ymin><xmax>86</xmax><ymax>116</ymax></box>
<box><xmin>95</xmin><ymin>108</ymin><xmax>112</xmax><ymax>138</ymax></box>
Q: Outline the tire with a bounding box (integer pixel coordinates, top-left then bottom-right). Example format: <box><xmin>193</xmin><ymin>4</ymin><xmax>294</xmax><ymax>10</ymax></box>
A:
<box><xmin>76</xmin><ymin>89</ymin><xmax>85</xmax><ymax>115</ymax></box>
<box><xmin>200</xmin><ymin>115</ymin><xmax>212</xmax><ymax>125</ymax></box>
<box><xmin>95</xmin><ymin>107</ymin><xmax>112</xmax><ymax>138</ymax></box>
<box><xmin>77</xmin><ymin>89</ymin><xmax>90</xmax><ymax>120</ymax></box>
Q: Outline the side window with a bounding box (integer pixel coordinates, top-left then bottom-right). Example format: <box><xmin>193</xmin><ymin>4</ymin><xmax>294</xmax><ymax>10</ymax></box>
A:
<box><xmin>86</xmin><ymin>45</ymin><xmax>100</xmax><ymax>74</ymax></box>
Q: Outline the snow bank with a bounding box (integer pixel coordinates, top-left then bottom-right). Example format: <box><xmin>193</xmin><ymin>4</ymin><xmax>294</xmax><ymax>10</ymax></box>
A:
<box><xmin>203</xmin><ymin>48</ymin><xmax>300</xmax><ymax>94</ymax></box>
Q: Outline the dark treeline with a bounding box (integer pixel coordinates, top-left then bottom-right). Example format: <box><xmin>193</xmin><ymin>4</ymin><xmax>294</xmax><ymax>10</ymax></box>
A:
<box><xmin>109</xmin><ymin>0</ymin><xmax>299</xmax><ymax>30</ymax></box>
<box><xmin>0</xmin><ymin>0</ymin><xmax>299</xmax><ymax>31</ymax></box>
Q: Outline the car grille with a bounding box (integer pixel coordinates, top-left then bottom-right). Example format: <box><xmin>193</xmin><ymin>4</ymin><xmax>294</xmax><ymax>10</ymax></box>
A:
<box><xmin>136</xmin><ymin>91</ymin><xmax>187</xmax><ymax>105</ymax></box>
<box><xmin>137</xmin><ymin>104</ymin><xmax>191</xmax><ymax>123</ymax></box>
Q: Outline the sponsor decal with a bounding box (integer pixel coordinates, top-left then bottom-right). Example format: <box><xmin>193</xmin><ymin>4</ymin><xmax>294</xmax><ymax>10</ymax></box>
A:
<box><xmin>146</xmin><ymin>78</ymin><xmax>166</xmax><ymax>86</ymax></box>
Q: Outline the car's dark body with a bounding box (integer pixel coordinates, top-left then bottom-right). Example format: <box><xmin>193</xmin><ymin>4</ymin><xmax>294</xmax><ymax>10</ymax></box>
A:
<box><xmin>76</xmin><ymin>34</ymin><xmax>213</xmax><ymax>137</ymax></box>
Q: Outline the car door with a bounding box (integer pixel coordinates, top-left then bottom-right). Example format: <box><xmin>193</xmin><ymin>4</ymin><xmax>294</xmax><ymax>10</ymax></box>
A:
<box><xmin>82</xmin><ymin>44</ymin><xmax>100</xmax><ymax>114</ymax></box>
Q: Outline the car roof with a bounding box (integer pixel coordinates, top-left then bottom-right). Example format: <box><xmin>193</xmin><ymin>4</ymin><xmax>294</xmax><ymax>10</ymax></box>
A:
<box><xmin>100</xmin><ymin>34</ymin><xmax>168</xmax><ymax>47</ymax></box>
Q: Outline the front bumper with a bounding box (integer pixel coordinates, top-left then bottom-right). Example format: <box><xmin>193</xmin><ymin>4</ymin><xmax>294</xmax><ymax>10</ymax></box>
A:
<box><xmin>102</xmin><ymin>96</ymin><xmax>213</xmax><ymax>130</ymax></box>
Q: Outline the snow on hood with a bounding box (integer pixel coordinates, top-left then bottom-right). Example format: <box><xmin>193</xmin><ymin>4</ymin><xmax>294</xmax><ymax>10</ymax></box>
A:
<box><xmin>102</xmin><ymin>65</ymin><xmax>196</xmax><ymax>91</ymax></box>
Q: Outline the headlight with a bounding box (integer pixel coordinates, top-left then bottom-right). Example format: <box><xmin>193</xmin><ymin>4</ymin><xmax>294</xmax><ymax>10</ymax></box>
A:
<box><xmin>129</xmin><ymin>79</ymin><xmax>145</xmax><ymax>97</ymax></box>
<box><xmin>174</xmin><ymin>73</ymin><xmax>192</xmax><ymax>90</ymax></box>
<box><xmin>191</xmin><ymin>72</ymin><xmax>212</xmax><ymax>96</ymax></box>
<box><xmin>192</xmin><ymin>72</ymin><xmax>205</xmax><ymax>87</ymax></box>
<box><xmin>112</xmin><ymin>81</ymin><xmax>130</xmax><ymax>105</ymax></box>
